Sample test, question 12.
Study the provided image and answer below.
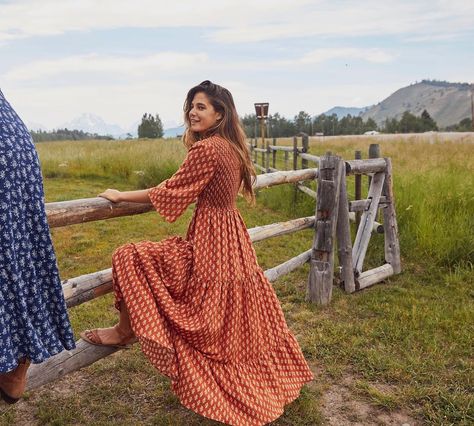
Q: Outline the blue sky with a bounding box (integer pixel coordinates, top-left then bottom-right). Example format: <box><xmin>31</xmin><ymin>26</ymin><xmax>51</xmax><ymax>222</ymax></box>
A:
<box><xmin>1</xmin><ymin>0</ymin><xmax>473</xmax><ymax>130</ymax></box>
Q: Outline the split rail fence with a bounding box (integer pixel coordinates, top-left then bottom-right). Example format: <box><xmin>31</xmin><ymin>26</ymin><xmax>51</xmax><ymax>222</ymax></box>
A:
<box><xmin>26</xmin><ymin>137</ymin><xmax>401</xmax><ymax>392</ymax></box>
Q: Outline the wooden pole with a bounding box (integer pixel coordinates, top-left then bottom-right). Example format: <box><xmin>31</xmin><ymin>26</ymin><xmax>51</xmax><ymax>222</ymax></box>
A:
<box><xmin>352</xmin><ymin>171</ymin><xmax>385</xmax><ymax>274</ymax></box>
<box><xmin>336</xmin><ymin>172</ymin><xmax>356</xmax><ymax>293</ymax></box>
<box><xmin>307</xmin><ymin>153</ymin><xmax>343</xmax><ymax>304</ymax></box>
<box><xmin>355</xmin><ymin>150</ymin><xmax>362</xmax><ymax>228</ymax></box>
<box><xmin>368</xmin><ymin>144</ymin><xmax>380</xmax><ymax>187</ymax></box>
<box><xmin>382</xmin><ymin>158</ymin><xmax>401</xmax><ymax>274</ymax></box>
<box><xmin>272</xmin><ymin>137</ymin><xmax>277</xmax><ymax>170</ymax></box>
<box><xmin>301</xmin><ymin>133</ymin><xmax>309</xmax><ymax>169</ymax></box>
<box><xmin>293</xmin><ymin>136</ymin><xmax>298</xmax><ymax>207</ymax></box>
<box><xmin>265</xmin><ymin>140</ymin><xmax>270</xmax><ymax>172</ymax></box>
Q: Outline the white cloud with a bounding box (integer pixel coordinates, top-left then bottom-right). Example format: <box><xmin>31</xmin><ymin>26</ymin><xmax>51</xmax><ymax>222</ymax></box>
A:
<box><xmin>0</xmin><ymin>0</ymin><xmax>473</xmax><ymax>44</ymax></box>
<box><xmin>3</xmin><ymin>52</ymin><xmax>209</xmax><ymax>82</ymax></box>
<box><xmin>300</xmin><ymin>48</ymin><xmax>395</xmax><ymax>64</ymax></box>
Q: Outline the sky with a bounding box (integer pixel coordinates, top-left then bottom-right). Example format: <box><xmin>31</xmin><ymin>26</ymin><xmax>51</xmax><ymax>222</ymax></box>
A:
<box><xmin>0</xmin><ymin>0</ymin><xmax>473</xmax><ymax>130</ymax></box>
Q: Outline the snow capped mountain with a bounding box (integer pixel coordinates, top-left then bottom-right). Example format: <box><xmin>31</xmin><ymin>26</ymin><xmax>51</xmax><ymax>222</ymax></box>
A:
<box><xmin>61</xmin><ymin>113</ymin><xmax>125</xmax><ymax>137</ymax></box>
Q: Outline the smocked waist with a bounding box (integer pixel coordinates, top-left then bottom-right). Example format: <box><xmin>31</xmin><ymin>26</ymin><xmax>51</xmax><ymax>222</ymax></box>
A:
<box><xmin>196</xmin><ymin>203</ymin><xmax>238</xmax><ymax>212</ymax></box>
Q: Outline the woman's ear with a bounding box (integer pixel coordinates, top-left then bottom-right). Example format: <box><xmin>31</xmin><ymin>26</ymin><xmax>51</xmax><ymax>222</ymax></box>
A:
<box><xmin>216</xmin><ymin>113</ymin><xmax>223</xmax><ymax>121</ymax></box>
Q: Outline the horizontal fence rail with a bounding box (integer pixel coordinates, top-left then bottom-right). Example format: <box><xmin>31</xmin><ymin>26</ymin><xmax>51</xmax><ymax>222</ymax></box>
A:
<box><xmin>46</xmin><ymin>169</ymin><xmax>319</xmax><ymax>228</ymax></box>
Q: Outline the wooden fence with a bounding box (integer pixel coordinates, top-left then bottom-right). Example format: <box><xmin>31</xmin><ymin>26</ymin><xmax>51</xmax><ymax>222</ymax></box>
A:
<box><xmin>26</xmin><ymin>138</ymin><xmax>401</xmax><ymax>391</ymax></box>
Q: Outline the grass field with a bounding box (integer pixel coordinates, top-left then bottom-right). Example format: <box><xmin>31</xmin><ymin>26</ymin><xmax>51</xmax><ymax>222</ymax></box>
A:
<box><xmin>1</xmin><ymin>136</ymin><xmax>473</xmax><ymax>425</ymax></box>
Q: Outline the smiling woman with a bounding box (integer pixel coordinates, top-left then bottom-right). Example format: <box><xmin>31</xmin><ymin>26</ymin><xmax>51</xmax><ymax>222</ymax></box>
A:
<box><xmin>80</xmin><ymin>80</ymin><xmax>314</xmax><ymax>426</ymax></box>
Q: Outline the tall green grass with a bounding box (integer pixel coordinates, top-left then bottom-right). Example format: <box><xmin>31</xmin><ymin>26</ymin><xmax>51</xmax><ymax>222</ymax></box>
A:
<box><xmin>38</xmin><ymin>138</ymin><xmax>184</xmax><ymax>188</ymax></box>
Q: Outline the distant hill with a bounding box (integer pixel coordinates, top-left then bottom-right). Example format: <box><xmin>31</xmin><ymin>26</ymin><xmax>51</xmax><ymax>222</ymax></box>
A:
<box><xmin>361</xmin><ymin>80</ymin><xmax>473</xmax><ymax>128</ymax></box>
<box><xmin>322</xmin><ymin>106</ymin><xmax>371</xmax><ymax>118</ymax></box>
<box><xmin>163</xmin><ymin>125</ymin><xmax>185</xmax><ymax>138</ymax></box>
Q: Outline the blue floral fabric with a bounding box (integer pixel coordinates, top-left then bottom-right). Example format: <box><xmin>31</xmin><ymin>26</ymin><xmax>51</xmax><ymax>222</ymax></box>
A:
<box><xmin>0</xmin><ymin>90</ymin><xmax>75</xmax><ymax>373</ymax></box>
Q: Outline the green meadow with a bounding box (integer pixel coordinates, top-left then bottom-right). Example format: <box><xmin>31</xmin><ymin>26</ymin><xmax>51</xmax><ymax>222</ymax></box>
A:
<box><xmin>1</xmin><ymin>136</ymin><xmax>473</xmax><ymax>425</ymax></box>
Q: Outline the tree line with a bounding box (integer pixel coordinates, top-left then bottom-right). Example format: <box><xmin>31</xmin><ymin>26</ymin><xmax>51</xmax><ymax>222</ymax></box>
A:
<box><xmin>242</xmin><ymin>109</ymin><xmax>450</xmax><ymax>137</ymax></box>
<box><xmin>31</xmin><ymin>128</ymin><xmax>114</xmax><ymax>142</ymax></box>
<box><xmin>31</xmin><ymin>109</ymin><xmax>472</xmax><ymax>142</ymax></box>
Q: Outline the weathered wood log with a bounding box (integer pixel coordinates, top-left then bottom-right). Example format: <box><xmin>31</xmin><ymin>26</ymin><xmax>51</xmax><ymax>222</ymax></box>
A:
<box><xmin>299</xmin><ymin>153</ymin><xmax>320</xmax><ymax>164</ymax></box>
<box><xmin>63</xmin><ymin>216</ymin><xmax>317</xmax><ymax>308</ymax></box>
<box><xmin>293</xmin><ymin>137</ymin><xmax>298</xmax><ymax>170</ymax></box>
<box><xmin>355</xmin><ymin>150</ymin><xmax>362</xmax><ymax>227</ymax></box>
<box><xmin>307</xmin><ymin>154</ymin><xmax>344</xmax><ymax>304</ymax></box>
<box><xmin>336</xmin><ymin>173</ymin><xmax>355</xmax><ymax>293</ymax></box>
<box><xmin>352</xmin><ymin>172</ymin><xmax>385</xmax><ymax>274</ymax></box>
<box><xmin>247</xmin><ymin>216</ymin><xmax>315</xmax><ymax>242</ymax></box>
<box><xmin>26</xmin><ymin>339</ymin><xmax>119</xmax><ymax>391</ymax></box>
<box><xmin>345</xmin><ymin>158</ymin><xmax>387</xmax><ymax>175</ymax></box>
<box><xmin>349</xmin><ymin>197</ymin><xmax>387</xmax><ymax>212</ymax></box>
<box><xmin>254</xmin><ymin>163</ymin><xmax>267</xmax><ymax>173</ymax></box>
<box><xmin>264</xmin><ymin>249</ymin><xmax>312</xmax><ymax>282</ymax></box>
<box><xmin>296</xmin><ymin>184</ymin><xmax>317</xmax><ymax>199</ymax></box>
<box><xmin>27</xmin><ymin>248</ymin><xmax>313</xmax><ymax>391</ymax></box>
<box><xmin>356</xmin><ymin>263</ymin><xmax>394</xmax><ymax>290</ymax></box>
<box><xmin>265</xmin><ymin>140</ymin><xmax>271</xmax><ymax>172</ymax></box>
<box><xmin>348</xmin><ymin>212</ymin><xmax>384</xmax><ymax>233</ymax></box>
<box><xmin>272</xmin><ymin>138</ymin><xmax>277</xmax><ymax>169</ymax></box>
<box><xmin>47</xmin><ymin>198</ymin><xmax>154</xmax><ymax>228</ymax></box>
<box><xmin>269</xmin><ymin>145</ymin><xmax>294</xmax><ymax>152</ymax></box>
<box><xmin>301</xmin><ymin>134</ymin><xmax>309</xmax><ymax>169</ymax></box>
<box><xmin>253</xmin><ymin>147</ymin><xmax>267</xmax><ymax>153</ymax></box>
<box><xmin>267</xmin><ymin>166</ymin><xmax>279</xmax><ymax>172</ymax></box>
<box><xmin>255</xmin><ymin>168</ymin><xmax>318</xmax><ymax>189</ymax></box>
<box><xmin>63</xmin><ymin>268</ymin><xmax>113</xmax><ymax>308</ymax></box>
<box><xmin>382</xmin><ymin>158</ymin><xmax>402</xmax><ymax>274</ymax></box>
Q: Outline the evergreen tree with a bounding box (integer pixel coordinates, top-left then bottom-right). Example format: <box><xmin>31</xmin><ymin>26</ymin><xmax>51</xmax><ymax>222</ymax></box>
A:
<box><xmin>138</xmin><ymin>113</ymin><xmax>164</xmax><ymax>138</ymax></box>
<box><xmin>420</xmin><ymin>110</ymin><xmax>438</xmax><ymax>131</ymax></box>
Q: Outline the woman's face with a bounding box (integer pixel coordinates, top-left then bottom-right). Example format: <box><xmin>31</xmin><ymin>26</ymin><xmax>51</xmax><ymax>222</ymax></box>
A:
<box><xmin>189</xmin><ymin>92</ymin><xmax>222</xmax><ymax>135</ymax></box>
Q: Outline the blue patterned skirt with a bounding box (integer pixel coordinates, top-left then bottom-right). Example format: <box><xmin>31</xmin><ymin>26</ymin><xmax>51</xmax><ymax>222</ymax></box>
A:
<box><xmin>0</xmin><ymin>90</ymin><xmax>75</xmax><ymax>373</ymax></box>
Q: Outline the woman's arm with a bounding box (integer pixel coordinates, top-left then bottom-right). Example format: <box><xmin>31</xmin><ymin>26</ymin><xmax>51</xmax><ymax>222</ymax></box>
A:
<box><xmin>98</xmin><ymin>188</ymin><xmax>151</xmax><ymax>204</ymax></box>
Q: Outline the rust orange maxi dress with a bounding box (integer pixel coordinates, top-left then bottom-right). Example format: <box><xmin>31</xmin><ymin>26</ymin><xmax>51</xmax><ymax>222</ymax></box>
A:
<box><xmin>112</xmin><ymin>135</ymin><xmax>314</xmax><ymax>426</ymax></box>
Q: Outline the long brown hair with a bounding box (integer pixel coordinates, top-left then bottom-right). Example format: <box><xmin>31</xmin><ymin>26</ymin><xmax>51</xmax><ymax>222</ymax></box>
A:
<box><xmin>183</xmin><ymin>80</ymin><xmax>256</xmax><ymax>203</ymax></box>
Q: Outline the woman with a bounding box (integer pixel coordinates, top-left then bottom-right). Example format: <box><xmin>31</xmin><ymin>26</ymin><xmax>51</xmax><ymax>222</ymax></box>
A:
<box><xmin>0</xmin><ymin>89</ymin><xmax>76</xmax><ymax>404</ymax></box>
<box><xmin>81</xmin><ymin>81</ymin><xmax>313</xmax><ymax>425</ymax></box>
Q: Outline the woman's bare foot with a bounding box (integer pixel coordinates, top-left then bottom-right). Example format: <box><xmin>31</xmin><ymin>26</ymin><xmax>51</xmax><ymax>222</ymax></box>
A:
<box><xmin>80</xmin><ymin>325</ymin><xmax>137</xmax><ymax>348</ymax></box>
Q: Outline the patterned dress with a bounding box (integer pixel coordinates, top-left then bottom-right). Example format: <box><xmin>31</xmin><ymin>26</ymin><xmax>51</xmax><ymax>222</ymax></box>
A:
<box><xmin>112</xmin><ymin>136</ymin><xmax>314</xmax><ymax>426</ymax></box>
<box><xmin>0</xmin><ymin>90</ymin><xmax>75</xmax><ymax>373</ymax></box>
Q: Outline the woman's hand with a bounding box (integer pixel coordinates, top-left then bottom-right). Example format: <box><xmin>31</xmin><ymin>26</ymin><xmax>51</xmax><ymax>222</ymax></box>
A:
<box><xmin>98</xmin><ymin>189</ymin><xmax>122</xmax><ymax>203</ymax></box>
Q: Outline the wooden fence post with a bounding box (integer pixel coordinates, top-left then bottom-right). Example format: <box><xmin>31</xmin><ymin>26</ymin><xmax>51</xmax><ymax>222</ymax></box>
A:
<box><xmin>368</xmin><ymin>143</ymin><xmax>380</xmax><ymax>187</ymax></box>
<box><xmin>265</xmin><ymin>140</ymin><xmax>270</xmax><ymax>172</ymax></box>
<box><xmin>307</xmin><ymin>153</ymin><xmax>343</xmax><ymax>304</ymax></box>
<box><xmin>272</xmin><ymin>137</ymin><xmax>277</xmax><ymax>170</ymax></box>
<box><xmin>355</xmin><ymin>150</ymin><xmax>362</xmax><ymax>228</ymax></box>
<box><xmin>293</xmin><ymin>136</ymin><xmax>298</xmax><ymax>170</ymax></box>
<box><xmin>301</xmin><ymin>133</ymin><xmax>309</xmax><ymax>169</ymax></box>
<box><xmin>292</xmin><ymin>136</ymin><xmax>299</xmax><ymax>206</ymax></box>
<box><xmin>382</xmin><ymin>158</ymin><xmax>401</xmax><ymax>274</ymax></box>
<box><xmin>337</xmin><ymin>171</ymin><xmax>356</xmax><ymax>293</ymax></box>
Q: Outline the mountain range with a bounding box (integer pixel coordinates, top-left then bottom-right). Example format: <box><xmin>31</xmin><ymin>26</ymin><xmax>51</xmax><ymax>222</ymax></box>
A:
<box><xmin>360</xmin><ymin>80</ymin><xmax>472</xmax><ymax>127</ymax></box>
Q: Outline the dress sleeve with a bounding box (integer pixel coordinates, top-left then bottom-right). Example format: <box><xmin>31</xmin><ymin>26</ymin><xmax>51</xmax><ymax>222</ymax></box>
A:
<box><xmin>148</xmin><ymin>140</ymin><xmax>217</xmax><ymax>222</ymax></box>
